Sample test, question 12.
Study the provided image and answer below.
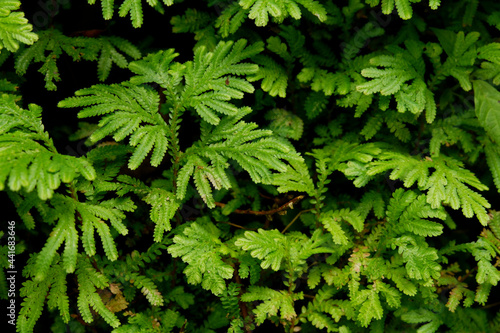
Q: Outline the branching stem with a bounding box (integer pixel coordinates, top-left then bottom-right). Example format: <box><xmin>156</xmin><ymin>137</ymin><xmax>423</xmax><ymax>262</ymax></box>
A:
<box><xmin>214</xmin><ymin>195</ymin><xmax>305</xmax><ymax>216</ymax></box>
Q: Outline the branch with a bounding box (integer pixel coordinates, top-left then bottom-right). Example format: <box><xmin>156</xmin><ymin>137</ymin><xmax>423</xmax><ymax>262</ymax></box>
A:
<box><xmin>233</xmin><ymin>264</ymin><xmax>252</xmax><ymax>333</ymax></box>
<box><xmin>281</xmin><ymin>209</ymin><xmax>313</xmax><ymax>234</ymax></box>
<box><xmin>214</xmin><ymin>195</ymin><xmax>305</xmax><ymax>216</ymax></box>
<box><xmin>215</xmin><ymin>221</ymin><xmax>257</xmax><ymax>230</ymax></box>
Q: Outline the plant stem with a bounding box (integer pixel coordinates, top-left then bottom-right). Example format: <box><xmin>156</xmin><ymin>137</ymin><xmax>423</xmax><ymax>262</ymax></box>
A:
<box><xmin>214</xmin><ymin>195</ymin><xmax>305</xmax><ymax>216</ymax></box>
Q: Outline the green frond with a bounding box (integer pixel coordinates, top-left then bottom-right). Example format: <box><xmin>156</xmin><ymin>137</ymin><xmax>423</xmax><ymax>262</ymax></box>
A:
<box><xmin>429</xmin><ymin>110</ymin><xmax>478</xmax><ymax>157</ymax></box>
<box><xmin>393</xmin><ymin>235</ymin><xmax>441</xmax><ymax>281</ymax></box>
<box><xmin>125</xmin><ymin>272</ymin><xmax>164</xmax><ymax>306</ymax></box>
<box><xmin>489</xmin><ymin>211</ymin><xmax>500</xmax><ymax>239</ymax></box>
<box><xmin>144</xmin><ymin>188</ymin><xmax>180</xmax><ymax>241</ymax></box>
<box><xmin>15</xmin><ymin>30</ymin><xmax>141</xmax><ymax>90</ymax></box>
<box><xmin>431</xmin><ymin>29</ymin><xmax>480</xmax><ymax>92</ymax></box>
<box><xmin>76</xmin><ymin>256</ymin><xmax>120</xmax><ymax>327</ymax></box>
<box><xmin>487</xmin><ymin>10</ymin><xmax>500</xmax><ymax>31</ymax></box>
<box><xmin>129</xmin><ymin>48</ymin><xmax>179</xmax><ymax>86</ymax></box>
<box><xmin>379</xmin><ymin>0</ymin><xmax>440</xmax><ymax>19</ymax></box>
<box><xmin>306</xmin><ymin>311</ymin><xmax>338</xmax><ymax>332</ymax></box>
<box><xmin>33</xmin><ymin>203</ymin><xmax>76</xmax><ymax>281</ymax></box>
<box><xmin>239</xmin><ymin>0</ymin><xmax>327</xmax><ymax>26</ymax></box>
<box><xmin>401</xmin><ymin>308</ymin><xmax>443</xmax><ymax>332</ymax></box>
<box><xmin>182</xmin><ymin>39</ymin><xmax>263</xmax><ymax>125</ymax></box>
<box><xmin>320</xmin><ymin>214</ymin><xmax>348</xmax><ymax>245</ymax></box>
<box><xmin>302</xmin><ymin>286</ymin><xmax>345</xmax><ymax>330</ymax></box>
<box><xmin>298</xmin><ymin>67</ymin><xmax>350</xmax><ymax>96</ymax></box>
<box><xmin>272</xmin><ymin>151</ymin><xmax>315</xmax><ymax>195</ymax></box>
<box><xmin>76</xmin><ymin>200</ymin><xmax>134</xmax><ymax>260</ymax></box>
<box><xmin>215</xmin><ymin>3</ymin><xmax>248</xmax><ymax>38</ymax></box>
<box><xmin>358</xmin><ymin>190</ymin><xmax>386</xmax><ymax>220</ymax></box>
<box><xmin>6</xmin><ymin>191</ymin><xmax>40</xmax><ymax>230</ymax></box>
<box><xmin>386</xmin><ymin>189</ymin><xmax>446</xmax><ymax>238</ymax></box>
<box><xmin>17</xmin><ymin>261</ymin><xmax>52</xmax><ymax>333</ymax></box>
<box><xmin>165</xmin><ymin>286</ymin><xmax>194</xmax><ymax>309</ymax></box>
<box><xmin>97</xmin><ymin>0</ymin><xmax>114</xmax><ymax>20</ymax></box>
<box><xmin>220</xmin><ymin>282</ymin><xmax>242</xmax><ymax>319</ymax></box>
<box><xmin>475</xmin><ymin>46</ymin><xmax>500</xmax><ymax>84</ymax></box>
<box><xmin>389</xmin><ymin>268</ymin><xmax>417</xmax><ymax>296</ymax></box>
<box><xmin>445</xmin><ymin>284</ymin><xmax>475</xmax><ymax>312</ymax></box>
<box><xmin>356</xmin><ymin>152</ymin><xmax>491</xmax><ymax>225</ymax></box>
<box><xmin>357</xmin><ymin>41</ymin><xmax>436</xmax><ymax>122</ymax></box>
<box><xmin>462</xmin><ymin>0</ymin><xmax>479</xmax><ymax>26</ymax></box>
<box><xmin>469</xmin><ymin>239</ymin><xmax>500</xmax><ymax>286</ymax></box>
<box><xmin>471</xmin><ymin>279</ymin><xmax>491</xmax><ymax>304</ymax></box>
<box><xmin>241</xmin><ymin>286</ymin><xmax>303</xmax><ymax>324</ymax></box>
<box><xmin>378</xmin><ymin>281</ymin><xmax>401</xmax><ymax>309</ymax></box>
<box><xmin>172</xmin><ymin>8</ymin><xmax>213</xmax><ymax>34</ymax></box>
<box><xmin>0</xmin><ymin>0</ymin><xmax>38</xmax><ymax>53</ymax></box>
<box><xmin>175</xmin><ymin>157</ymin><xmax>196</xmax><ymax>201</ymax></box>
<box><xmin>178</xmin><ymin>110</ymin><xmax>313</xmax><ymax>206</ymax></box>
<box><xmin>320</xmin><ymin>208</ymin><xmax>363</xmax><ymax>245</ymax></box>
<box><xmin>118</xmin><ymin>0</ymin><xmax>144</xmax><ymax>28</ymax></box>
<box><xmin>94</xmin><ymin>217</ymin><xmax>119</xmax><ymax>261</ymax></box>
<box><xmin>59</xmin><ymin>83</ymin><xmax>170</xmax><ymax>170</ymax></box>
<box><xmin>46</xmin><ymin>262</ymin><xmax>70</xmax><ymax>323</ymax></box>
<box><xmin>98</xmin><ymin>36</ymin><xmax>142</xmax><ymax>81</ymax></box>
<box><xmin>0</xmin><ymin>101</ymin><xmax>96</xmax><ymax>199</ymax></box>
<box><xmin>473</xmin><ymin>80</ymin><xmax>500</xmax><ymax>144</ymax></box>
<box><xmin>304</xmin><ymin>91</ymin><xmax>329</xmax><ymax>119</ymax></box>
<box><xmin>238</xmin><ymin>254</ymin><xmax>261</xmax><ymax>284</ymax></box>
<box><xmin>235</xmin><ymin>229</ymin><xmax>286</xmax><ymax>270</ymax></box>
<box><xmin>341</xmin><ymin>21</ymin><xmax>385</xmax><ymax>60</ymax></box>
<box><xmin>351</xmin><ymin>286</ymin><xmax>384</xmax><ymax>327</ymax></box>
<box><xmin>0</xmin><ymin>78</ymin><xmax>19</xmax><ymax>102</ymax></box>
<box><xmin>168</xmin><ymin>221</ymin><xmax>234</xmax><ymax>295</ymax></box>
<box><xmin>248</xmin><ymin>54</ymin><xmax>288</xmax><ymax>98</ymax></box>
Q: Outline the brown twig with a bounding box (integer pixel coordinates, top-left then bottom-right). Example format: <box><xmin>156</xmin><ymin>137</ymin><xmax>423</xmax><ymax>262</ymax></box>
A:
<box><xmin>215</xmin><ymin>221</ymin><xmax>257</xmax><ymax>230</ymax></box>
<box><xmin>233</xmin><ymin>263</ymin><xmax>252</xmax><ymax>333</ymax></box>
<box><xmin>481</xmin><ymin>301</ymin><xmax>500</xmax><ymax>309</ymax></box>
<box><xmin>179</xmin><ymin>319</ymin><xmax>187</xmax><ymax>333</ymax></box>
<box><xmin>281</xmin><ymin>209</ymin><xmax>313</xmax><ymax>234</ymax></box>
<box><xmin>214</xmin><ymin>195</ymin><xmax>305</xmax><ymax>216</ymax></box>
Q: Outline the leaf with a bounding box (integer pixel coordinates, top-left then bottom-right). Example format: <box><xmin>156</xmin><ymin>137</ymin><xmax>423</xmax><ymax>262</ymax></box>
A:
<box><xmin>265</xmin><ymin>109</ymin><xmax>303</xmax><ymax>140</ymax></box>
<box><xmin>356</xmin><ymin>289</ymin><xmax>383</xmax><ymax>327</ymax></box>
<box><xmin>320</xmin><ymin>208</ymin><xmax>364</xmax><ymax>245</ymax></box>
<box><xmin>183</xmin><ymin>39</ymin><xmax>262</xmax><ymax>125</ymax></box>
<box><xmin>0</xmin><ymin>1</ymin><xmax>38</xmax><ymax>53</ymax></box>
<box><xmin>321</xmin><ymin>215</ymin><xmax>348</xmax><ymax>245</ymax></box>
<box><xmin>395</xmin><ymin>0</ymin><xmax>412</xmax><ymax>20</ymax></box>
<box><xmin>235</xmin><ymin>229</ymin><xmax>286</xmax><ymax>271</ymax></box>
<box><xmin>34</xmin><ymin>209</ymin><xmax>75</xmax><ymax>281</ymax></box>
<box><xmin>401</xmin><ymin>309</ymin><xmax>443</xmax><ymax>333</ymax></box>
<box><xmin>59</xmin><ymin>84</ymin><xmax>169</xmax><ymax>170</ymax></box>
<box><xmin>119</xmin><ymin>0</ymin><xmax>144</xmax><ymax>28</ymax></box>
<box><xmin>143</xmin><ymin>188</ymin><xmax>180</xmax><ymax>241</ymax></box>
<box><xmin>129</xmin><ymin>48</ymin><xmax>179</xmax><ymax>86</ymax></box>
<box><xmin>15</xmin><ymin>30</ymin><xmax>140</xmax><ymax>90</ymax></box>
<box><xmin>394</xmin><ymin>235</ymin><xmax>441</xmax><ymax>281</ymax></box>
<box><xmin>168</xmin><ymin>221</ymin><xmax>233</xmax><ymax>295</ymax></box>
<box><xmin>241</xmin><ymin>286</ymin><xmax>303</xmax><ymax>324</ymax></box>
<box><xmin>76</xmin><ymin>257</ymin><xmax>120</xmax><ymax>327</ymax></box>
<box><xmin>248</xmin><ymin>54</ymin><xmax>288</xmax><ymax>97</ymax></box>
<box><xmin>239</xmin><ymin>0</ymin><xmax>326</xmax><ymax>27</ymax></box>
<box><xmin>473</xmin><ymin>80</ymin><xmax>500</xmax><ymax>144</ymax></box>
<box><xmin>365</xmin><ymin>153</ymin><xmax>490</xmax><ymax>225</ymax></box>
<box><xmin>485</xmin><ymin>141</ymin><xmax>500</xmax><ymax>193</ymax></box>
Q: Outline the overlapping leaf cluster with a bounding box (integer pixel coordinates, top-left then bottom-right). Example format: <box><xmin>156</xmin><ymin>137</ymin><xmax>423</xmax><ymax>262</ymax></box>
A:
<box><xmin>2</xmin><ymin>1</ymin><xmax>500</xmax><ymax>333</ymax></box>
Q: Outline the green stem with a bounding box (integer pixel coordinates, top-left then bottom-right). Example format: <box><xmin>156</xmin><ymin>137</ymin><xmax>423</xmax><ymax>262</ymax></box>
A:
<box><xmin>167</xmin><ymin>99</ymin><xmax>184</xmax><ymax>194</ymax></box>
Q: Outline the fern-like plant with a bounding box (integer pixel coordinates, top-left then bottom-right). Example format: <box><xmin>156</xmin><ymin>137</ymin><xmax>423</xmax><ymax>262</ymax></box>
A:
<box><xmin>2</xmin><ymin>1</ymin><xmax>500</xmax><ymax>333</ymax></box>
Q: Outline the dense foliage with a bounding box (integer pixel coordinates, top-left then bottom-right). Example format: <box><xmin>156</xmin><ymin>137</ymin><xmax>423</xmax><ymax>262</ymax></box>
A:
<box><xmin>2</xmin><ymin>0</ymin><xmax>500</xmax><ymax>332</ymax></box>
